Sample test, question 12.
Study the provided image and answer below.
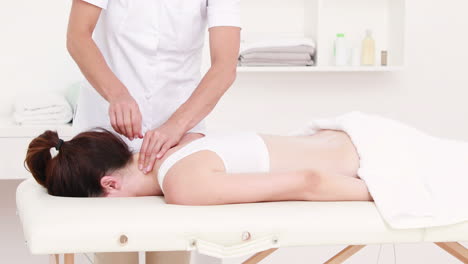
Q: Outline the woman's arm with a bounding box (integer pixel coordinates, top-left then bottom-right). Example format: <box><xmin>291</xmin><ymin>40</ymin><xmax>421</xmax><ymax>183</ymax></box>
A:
<box><xmin>67</xmin><ymin>0</ymin><xmax>142</xmax><ymax>140</ymax></box>
<box><xmin>168</xmin><ymin>26</ymin><xmax>241</xmax><ymax>132</ymax></box>
<box><xmin>162</xmin><ymin>161</ymin><xmax>372</xmax><ymax>205</ymax></box>
<box><xmin>163</xmin><ymin>168</ymin><xmax>313</xmax><ymax>206</ymax></box>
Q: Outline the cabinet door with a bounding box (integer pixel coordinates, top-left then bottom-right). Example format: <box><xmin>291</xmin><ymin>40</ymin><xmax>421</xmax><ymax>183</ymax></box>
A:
<box><xmin>0</xmin><ymin>137</ymin><xmax>71</xmax><ymax>180</ymax></box>
<box><xmin>0</xmin><ymin>138</ymin><xmax>32</xmax><ymax>179</ymax></box>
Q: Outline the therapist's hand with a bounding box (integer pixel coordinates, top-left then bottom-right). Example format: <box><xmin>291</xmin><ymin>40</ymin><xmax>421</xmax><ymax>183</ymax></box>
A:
<box><xmin>139</xmin><ymin>121</ymin><xmax>185</xmax><ymax>174</ymax></box>
<box><xmin>108</xmin><ymin>93</ymin><xmax>144</xmax><ymax>140</ymax></box>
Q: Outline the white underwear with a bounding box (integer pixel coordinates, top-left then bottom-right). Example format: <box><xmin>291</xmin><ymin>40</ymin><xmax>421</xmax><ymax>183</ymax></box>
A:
<box><xmin>157</xmin><ymin>131</ymin><xmax>270</xmax><ymax>194</ymax></box>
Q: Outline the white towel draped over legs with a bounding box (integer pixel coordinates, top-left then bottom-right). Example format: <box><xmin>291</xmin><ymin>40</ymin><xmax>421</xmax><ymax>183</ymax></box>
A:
<box><xmin>287</xmin><ymin>111</ymin><xmax>468</xmax><ymax>229</ymax></box>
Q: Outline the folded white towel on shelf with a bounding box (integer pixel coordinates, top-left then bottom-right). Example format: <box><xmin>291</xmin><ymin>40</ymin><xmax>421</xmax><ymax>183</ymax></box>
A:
<box><xmin>241</xmin><ymin>52</ymin><xmax>312</xmax><ymax>61</ymax></box>
<box><xmin>288</xmin><ymin>111</ymin><xmax>468</xmax><ymax>229</ymax></box>
<box><xmin>238</xmin><ymin>60</ymin><xmax>315</xmax><ymax>67</ymax></box>
<box><xmin>239</xmin><ymin>37</ymin><xmax>316</xmax><ymax>67</ymax></box>
<box><xmin>240</xmin><ymin>37</ymin><xmax>316</xmax><ymax>55</ymax></box>
<box><xmin>14</xmin><ymin>93</ymin><xmax>73</xmax><ymax>125</ymax></box>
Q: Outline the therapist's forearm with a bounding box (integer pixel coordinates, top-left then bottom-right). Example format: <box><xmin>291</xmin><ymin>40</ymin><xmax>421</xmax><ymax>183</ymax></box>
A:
<box><xmin>66</xmin><ymin>34</ymin><xmax>129</xmax><ymax>101</ymax></box>
<box><xmin>168</xmin><ymin>65</ymin><xmax>236</xmax><ymax>132</ymax></box>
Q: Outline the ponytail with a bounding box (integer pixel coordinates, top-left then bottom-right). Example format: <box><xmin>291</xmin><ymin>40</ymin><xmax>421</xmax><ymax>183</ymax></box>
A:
<box><xmin>24</xmin><ymin>130</ymin><xmax>63</xmax><ymax>187</ymax></box>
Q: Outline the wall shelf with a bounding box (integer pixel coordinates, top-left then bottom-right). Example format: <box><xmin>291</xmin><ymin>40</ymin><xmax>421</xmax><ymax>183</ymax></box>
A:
<box><xmin>237</xmin><ymin>66</ymin><xmax>404</xmax><ymax>73</ymax></box>
<box><xmin>0</xmin><ymin>116</ymin><xmax>73</xmax><ymax>138</ymax></box>
<box><xmin>235</xmin><ymin>0</ymin><xmax>406</xmax><ymax>73</ymax></box>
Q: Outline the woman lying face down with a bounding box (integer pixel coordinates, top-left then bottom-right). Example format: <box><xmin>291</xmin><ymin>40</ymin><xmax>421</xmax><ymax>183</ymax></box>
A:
<box><xmin>25</xmin><ymin>129</ymin><xmax>162</xmax><ymax>198</ymax></box>
<box><xmin>25</xmin><ymin>128</ymin><xmax>373</xmax><ymax>205</ymax></box>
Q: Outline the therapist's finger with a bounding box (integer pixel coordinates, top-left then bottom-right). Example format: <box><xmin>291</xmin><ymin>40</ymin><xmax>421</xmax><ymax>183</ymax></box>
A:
<box><xmin>132</xmin><ymin>108</ymin><xmax>142</xmax><ymax>139</ymax></box>
<box><xmin>145</xmin><ymin>136</ymin><xmax>164</xmax><ymax>173</ymax></box>
<box><xmin>109</xmin><ymin>108</ymin><xmax>119</xmax><ymax>134</ymax></box>
<box><xmin>157</xmin><ymin>141</ymin><xmax>172</xmax><ymax>160</ymax></box>
<box><xmin>139</xmin><ymin>132</ymin><xmax>153</xmax><ymax>171</ymax></box>
<box><xmin>116</xmin><ymin>107</ymin><xmax>127</xmax><ymax>137</ymax></box>
<box><xmin>113</xmin><ymin>106</ymin><xmax>122</xmax><ymax>134</ymax></box>
<box><xmin>114</xmin><ymin>109</ymin><xmax>123</xmax><ymax>134</ymax></box>
<box><xmin>124</xmin><ymin>108</ymin><xmax>133</xmax><ymax>140</ymax></box>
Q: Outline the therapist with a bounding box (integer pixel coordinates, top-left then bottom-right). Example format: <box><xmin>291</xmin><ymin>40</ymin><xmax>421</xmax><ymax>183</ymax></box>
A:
<box><xmin>68</xmin><ymin>0</ymin><xmax>240</xmax><ymax>173</ymax></box>
<box><xmin>67</xmin><ymin>0</ymin><xmax>240</xmax><ymax>263</ymax></box>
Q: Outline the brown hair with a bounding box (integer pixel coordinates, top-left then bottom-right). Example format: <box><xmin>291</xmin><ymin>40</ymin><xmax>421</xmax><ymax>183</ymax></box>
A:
<box><xmin>24</xmin><ymin>128</ymin><xmax>132</xmax><ymax>197</ymax></box>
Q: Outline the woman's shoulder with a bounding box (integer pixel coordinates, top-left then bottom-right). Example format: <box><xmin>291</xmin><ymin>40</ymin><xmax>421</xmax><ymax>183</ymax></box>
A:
<box><xmin>158</xmin><ymin>133</ymin><xmax>224</xmax><ymax>176</ymax></box>
<box><xmin>162</xmin><ymin>148</ymin><xmax>225</xmax><ymax>191</ymax></box>
<box><xmin>161</xmin><ymin>131</ymin><xmax>263</xmax><ymax>176</ymax></box>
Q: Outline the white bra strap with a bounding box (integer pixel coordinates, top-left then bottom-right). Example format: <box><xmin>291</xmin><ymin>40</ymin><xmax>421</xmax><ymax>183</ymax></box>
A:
<box><xmin>157</xmin><ymin>135</ymin><xmax>210</xmax><ymax>194</ymax></box>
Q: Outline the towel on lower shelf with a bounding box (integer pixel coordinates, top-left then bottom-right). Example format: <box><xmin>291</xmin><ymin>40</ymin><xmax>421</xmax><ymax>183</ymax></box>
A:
<box><xmin>239</xmin><ymin>37</ymin><xmax>316</xmax><ymax>67</ymax></box>
<box><xmin>14</xmin><ymin>93</ymin><xmax>73</xmax><ymax>125</ymax></box>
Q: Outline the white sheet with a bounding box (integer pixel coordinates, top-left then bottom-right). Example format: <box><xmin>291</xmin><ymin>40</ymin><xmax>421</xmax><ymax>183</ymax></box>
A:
<box><xmin>287</xmin><ymin>111</ymin><xmax>468</xmax><ymax>229</ymax></box>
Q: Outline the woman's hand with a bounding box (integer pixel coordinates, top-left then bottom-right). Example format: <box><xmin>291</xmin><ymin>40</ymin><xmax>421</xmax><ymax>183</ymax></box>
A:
<box><xmin>138</xmin><ymin>121</ymin><xmax>185</xmax><ymax>174</ymax></box>
<box><xmin>108</xmin><ymin>93</ymin><xmax>143</xmax><ymax>140</ymax></box>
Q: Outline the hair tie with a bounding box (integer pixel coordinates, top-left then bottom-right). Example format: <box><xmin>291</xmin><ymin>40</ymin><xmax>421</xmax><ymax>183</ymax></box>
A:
<box><xmin>55</xmin><ymin>139</ymin><xmax>64</xmax><ymax>151</ymax></box>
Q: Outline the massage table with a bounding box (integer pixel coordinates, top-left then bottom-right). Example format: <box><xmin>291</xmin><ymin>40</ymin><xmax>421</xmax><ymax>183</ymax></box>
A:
<box><xmin>16</xmin><ymin>178</ymin><xmax>468</xmax><ymax>264</ymax></box>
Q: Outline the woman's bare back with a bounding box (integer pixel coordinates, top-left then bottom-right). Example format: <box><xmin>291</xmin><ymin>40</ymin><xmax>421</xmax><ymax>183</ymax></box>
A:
<box><xmin>260</xmin><ymin>130</ymin><xmax>360</xmax><ymax>178</ymax></box>
<box><xmin>157</xmin><ymin>129</ymin><xmax>361</xmax><ymax>178</ymax></box>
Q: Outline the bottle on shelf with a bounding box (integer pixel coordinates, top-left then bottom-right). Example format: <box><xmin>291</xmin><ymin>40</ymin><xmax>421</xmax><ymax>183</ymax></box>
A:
<box><xmin>334</xmin><ymin>33</ymin><xmax>348</xmax><ymax>66</ymax></box>
<box><xmin>381</xmin><ymin>50</ymin><xmax>388</xmax><ymax>66</ymax></box>
<box><xmin>361</xmin><ymin>29</ymin><xmax>375</xmax><ymax>66</ymax></box>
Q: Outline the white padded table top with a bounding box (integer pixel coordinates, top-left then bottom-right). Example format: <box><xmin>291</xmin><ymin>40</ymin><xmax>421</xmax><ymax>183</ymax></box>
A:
<box><xmin>16</xmin><ymin>179</ymin><xmax>468</xmax><ymax>258</ymax></box>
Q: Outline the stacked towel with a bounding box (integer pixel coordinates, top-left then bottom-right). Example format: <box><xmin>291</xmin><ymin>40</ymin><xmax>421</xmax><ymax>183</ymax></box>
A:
<box><xmin>14</xmin><ymin>93</ymin><xmax>73</xmax><ymax>125</ymax></box>
<box><xmin>238</xmin><ymin>37</ymin><xmax>316</xmax><ymax>66</ymax></box>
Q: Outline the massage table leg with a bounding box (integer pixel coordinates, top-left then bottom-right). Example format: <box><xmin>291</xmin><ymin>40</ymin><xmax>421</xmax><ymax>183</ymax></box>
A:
<box><xmin>242</xmin><ymin>245</ymin><xmax>366</xmax><ymax>264</ymax></box>
<box><xmin>324</xmin><ymin>245</ymin><xmax>366</xmax><ymax>264</ymax></box>
<box><xmin>49</xmin><ymin>254</ymin><xmax>59</xmax><ymax>264</ymax></box>
<box><xmin>64</xmin><ymin>254</ymin><xmax>74</xmax><ymax>264</ymax></box>
<box><xmin>44</xmin><ymin>242</ymin><xmax>466</xmax><ymax>264</ymax></box>
<box><xmin>48</xmin><ymin>254</ymin><xmax>74</xmax><ymax>264</ymax></box>
<box><xmin>435</xmin><ymin>242</ymin><xmax>468</xmax><ymax>263</ymax></box>
<box><xmin>242</xmin><ymin>248</ymin><xmax>278</xmax><ymax>264</ymax></box>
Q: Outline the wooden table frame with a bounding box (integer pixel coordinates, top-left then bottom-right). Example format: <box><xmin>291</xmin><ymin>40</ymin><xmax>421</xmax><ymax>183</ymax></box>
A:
<box><xmin>48</xmin><ymin>242</ymin><xmax>467</xmax><ymax>264</ymax></box>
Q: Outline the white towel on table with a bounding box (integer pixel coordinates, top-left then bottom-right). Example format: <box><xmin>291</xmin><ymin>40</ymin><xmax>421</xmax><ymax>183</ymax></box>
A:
<box><xmin>14</xmin><ymin>93</ymin><xmax>73</xmax><ymax>125</ymax></box>
<box><xmin>287</xmin><ymin>111</ymin><xmax>468</xmax><ymax>229</ymax></box>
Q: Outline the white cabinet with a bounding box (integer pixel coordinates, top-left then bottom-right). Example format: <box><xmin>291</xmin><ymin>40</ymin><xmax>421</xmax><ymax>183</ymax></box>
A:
<box><xmin>0</xmin><ymin>117</ymin><xmax>74</xmax><ymax>180</ymax></box>
<box><xmin>237</xmin><ymin>0</ymin><xmax>406</xmax><ymax>72</ymax></box>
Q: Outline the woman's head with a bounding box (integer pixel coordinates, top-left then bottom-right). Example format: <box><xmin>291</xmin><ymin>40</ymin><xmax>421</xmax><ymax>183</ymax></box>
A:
<box><xmin>25</xmin><ymin>128</ymin><xmax>133</xmax><ymax>197</ymax></box>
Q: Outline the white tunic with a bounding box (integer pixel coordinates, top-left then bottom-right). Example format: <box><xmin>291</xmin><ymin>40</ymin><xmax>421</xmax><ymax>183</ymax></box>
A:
<box><xmin>72</xmin><ymin>0</ymin><xmax>241</xmax><ymax>152</ymax></box>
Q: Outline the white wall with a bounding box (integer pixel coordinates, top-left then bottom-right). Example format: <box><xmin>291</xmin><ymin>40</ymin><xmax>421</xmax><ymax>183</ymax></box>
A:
<box><xmin>0</xmin><ymin>0</ymin><xmax>81</xmax><ymax>115</ymax></box>
<box><xmin>1</xmin><ymin>0</ymin><xmax>467</xmax><ymax>263</ymax></box>
<box><xmin>206</xmin><ymin>0</ymin><xmax>468</xmax><ymax>141</ymax></box>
